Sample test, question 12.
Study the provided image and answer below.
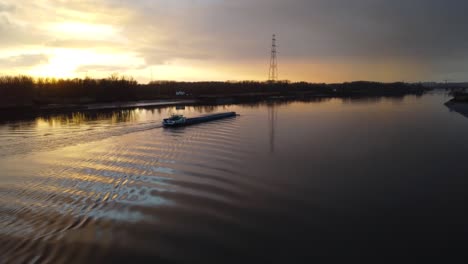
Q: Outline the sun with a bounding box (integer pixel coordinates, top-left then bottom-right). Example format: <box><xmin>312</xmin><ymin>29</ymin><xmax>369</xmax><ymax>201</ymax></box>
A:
<box><xmin>28</xmin><ymin>48</ymin><xmax>144</xmax><ymax>79</ymax></box>
<box><xmin>26</xmin><ymin>21</ymin><xmax>134</xmax><ymax>78</ymax></box>
<box><xmin>28</xmin><ymin>49</ymin><xmax>95</xmax><ymax>78</ymax></box>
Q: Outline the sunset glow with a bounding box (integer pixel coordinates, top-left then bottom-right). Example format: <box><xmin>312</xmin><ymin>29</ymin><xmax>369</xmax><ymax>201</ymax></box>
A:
<box><xmin>1</xmin><ymin>0</ymin><xmax>467</xmax><ymax>82</ymax></box>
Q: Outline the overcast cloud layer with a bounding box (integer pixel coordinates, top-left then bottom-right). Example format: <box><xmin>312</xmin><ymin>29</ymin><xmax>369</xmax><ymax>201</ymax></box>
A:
<box><xmin>0</xmin><ymin>0</ymin><xmax>467</xmax><ymax>82</ymax></box>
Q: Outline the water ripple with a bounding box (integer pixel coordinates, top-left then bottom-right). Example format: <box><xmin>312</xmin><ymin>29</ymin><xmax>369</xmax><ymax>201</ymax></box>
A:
<box><xmin>0</xmin><ymin>111</ymin><xmax>276</xmax><ymax>263</ymax></box>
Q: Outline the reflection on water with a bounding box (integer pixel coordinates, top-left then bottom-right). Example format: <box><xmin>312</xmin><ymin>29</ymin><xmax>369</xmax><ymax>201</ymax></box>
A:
<box><xmin>267</xmin><ymin>103</ymin><xmax>278</xmax><ymax>153</ymax></box>
<box><xmin>1</xmin><ymin>93</ymin><xmax>468</xmax><ymax>262</ymax></box>
<box><xmin>35</xmin><ymin>110</ymin><xmax>141</xmax><ymax>127</ymax></box>
<box><xmin>0</xmin><ymin>105</ymin><xmax>240</xmax><ymax>157</ymax></box>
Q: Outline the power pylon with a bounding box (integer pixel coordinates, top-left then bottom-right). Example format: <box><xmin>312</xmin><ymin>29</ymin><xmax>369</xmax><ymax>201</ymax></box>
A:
<box><xmin>268</xmin><ymin>34</ymin><xmax>278</xmax><ymax>82</ymax></box>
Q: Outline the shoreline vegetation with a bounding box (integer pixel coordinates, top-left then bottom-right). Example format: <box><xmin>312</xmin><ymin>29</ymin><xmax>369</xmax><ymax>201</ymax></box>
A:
<box><xmin>1</xmin><ymin>75</ymin><xmax>428</xmax><ymax>112</ymax></box>
<box><xmin>449</xmin><ymin>91</ymin><xmax>468</xmax><ymax>103</ymax></box>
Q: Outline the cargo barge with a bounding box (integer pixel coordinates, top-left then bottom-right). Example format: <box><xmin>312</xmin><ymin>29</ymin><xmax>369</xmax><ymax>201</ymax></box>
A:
<box><xmin>162</xmin><ymin>112</ymin><xmax>237</xmax><ymax>127</ymax></box>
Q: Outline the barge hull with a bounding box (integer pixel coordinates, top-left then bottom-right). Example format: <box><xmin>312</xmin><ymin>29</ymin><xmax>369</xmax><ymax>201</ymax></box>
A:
<box><xmin>164</xmin><ymin>112</ymin><xmax>237</xmax><ymax>127</ymax></box>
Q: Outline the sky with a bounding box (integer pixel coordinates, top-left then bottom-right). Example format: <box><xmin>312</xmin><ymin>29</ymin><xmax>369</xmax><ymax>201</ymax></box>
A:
<box><xmin>0</xmin><ymin>0</ymin><xmax>468</xmax><ymax>83</ymax></box>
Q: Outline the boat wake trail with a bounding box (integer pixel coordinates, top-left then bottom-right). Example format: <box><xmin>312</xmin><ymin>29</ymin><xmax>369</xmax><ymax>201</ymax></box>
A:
<box><xmin>0</xmin><ymin>120</ymin><xmax>165</xmax><ymax>157</ymax></box>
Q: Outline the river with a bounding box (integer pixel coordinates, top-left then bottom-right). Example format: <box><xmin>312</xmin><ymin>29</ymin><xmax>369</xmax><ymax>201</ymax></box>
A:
<box><xmin>1</xmin><ymin>92</ymin><xmax>468</xmax><ymax>263</ymax></box>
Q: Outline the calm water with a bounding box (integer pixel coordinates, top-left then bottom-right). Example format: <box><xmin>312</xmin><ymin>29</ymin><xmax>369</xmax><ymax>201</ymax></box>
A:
<box><xmin>1</xmin><ymin>92</ymin><xmax>468</xmax><ymax>263</ymax></box>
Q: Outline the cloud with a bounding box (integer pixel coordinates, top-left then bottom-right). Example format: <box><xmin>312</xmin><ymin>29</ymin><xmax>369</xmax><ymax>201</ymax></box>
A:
<box><xmin>0</xmin><ymin>54</ymin><xmax>48</xmax><ymax>68</ymax></box>
<box><xmin>106</xmin><ymin>0</ymin><xmax>468</xmax><ymax>62</ymax></box>
<box><xmin>138</xmin><ymin>46</ymin><xmax>212</xmax><ymax>65</ymax></box>
<box><xmin>0</xmin><ymin>13</ymin><xmax>47</xmax><ymax>47</ymax></box>
<box><xmin>0</xmin><ymin>1</ymin><xmax>16</xmax><ymax>12</ymax></box>
<box><xmin>1</xmin><ymin>0</ymin><xmax>468</xmax><ymax>81</ymax></box>
<box><xmin>75</xmin><ymin>64</ymin><xmax>134</xmax><ymax>73</ymax></box>
<box><xmin>0</xmin><ymin>1</ymin><xmax>14</xmax><ymax>12</ymax></box>
<box><xmin>46</xmin><ymin>39</ymin><xmax>123</xmax><ymax>49</ymax></box>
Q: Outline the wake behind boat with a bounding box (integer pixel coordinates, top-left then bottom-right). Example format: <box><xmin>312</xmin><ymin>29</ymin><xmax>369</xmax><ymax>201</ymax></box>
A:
<box><xmin>162</xmin><ymin>112</ymin><xmax>237</xmax><ymax>127</ymax></box>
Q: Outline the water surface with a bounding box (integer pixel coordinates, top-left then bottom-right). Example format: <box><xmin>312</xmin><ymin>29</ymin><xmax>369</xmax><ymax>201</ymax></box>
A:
<box><xmin>1</xmin><ymin>92</ymin><xmax>468</xmax><ymax>262</ymax></box>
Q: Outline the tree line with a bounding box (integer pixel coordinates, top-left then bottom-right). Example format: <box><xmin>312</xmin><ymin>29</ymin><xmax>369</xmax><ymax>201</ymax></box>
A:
<box><xmin>0</xmin><ymin>75</ymin><xmax>426</xmax><ymax>109</ymax></box>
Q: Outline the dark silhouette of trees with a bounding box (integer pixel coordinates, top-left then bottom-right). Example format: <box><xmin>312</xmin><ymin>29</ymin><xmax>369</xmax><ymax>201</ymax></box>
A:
<box><xmin>0</xmin><ymin>75</ymin><xmax>138</xmax><ymax>108</ymax></box>
<box><xmin>0</xmin><ymin>75</ymin><xmax>426</xmax><ymax>110</ymax></box>
<box><xmin>0</xmin><ymin>76</ymin><xmax>35</xmax><ymax>108</ymax></box>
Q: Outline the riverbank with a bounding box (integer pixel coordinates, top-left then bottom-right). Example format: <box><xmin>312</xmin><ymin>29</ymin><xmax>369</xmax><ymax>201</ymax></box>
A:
<box><xmin>450</xmin><ymin>92</ymin><xmax>468</xmax><ymax>103</ymax></box>
<box><xmin>0</xmin><ymin>89</ymin><xmax>424</xmax><ymax>114</ymax></box>
<box><xmin>445</xmin><ymin>98</ymin><xmax>468</xmax><ymax>119</ymax></box>
<box><xmin>0</xmin><ymin>76</ymin><xmax>428</xmax><ymax>112</ymax></box>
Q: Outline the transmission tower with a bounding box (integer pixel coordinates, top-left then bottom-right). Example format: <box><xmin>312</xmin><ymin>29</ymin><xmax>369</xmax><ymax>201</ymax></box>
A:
<box><xmin>268</xmin><ymin>34</ymin><xmax>278</xmax><ymax>82</ymax></box>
